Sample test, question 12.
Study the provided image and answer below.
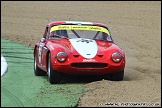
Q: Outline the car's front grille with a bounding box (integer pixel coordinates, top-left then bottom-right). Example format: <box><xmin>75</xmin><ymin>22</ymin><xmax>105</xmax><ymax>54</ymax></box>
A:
<box><xmin>71</xmin><ymin>63</ymin><xmax>108</xmax><ymax>68</ymax></box>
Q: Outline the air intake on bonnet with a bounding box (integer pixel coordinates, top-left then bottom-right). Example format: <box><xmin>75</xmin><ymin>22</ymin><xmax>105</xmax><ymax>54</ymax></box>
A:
<box><xmin>71</xmin><ymin>63</ymin><xmax>108</xmax><ymax>68</ymax></box>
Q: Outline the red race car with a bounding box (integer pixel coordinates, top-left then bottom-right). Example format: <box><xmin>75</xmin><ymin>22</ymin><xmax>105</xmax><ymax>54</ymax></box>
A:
<box><xmin>33</xmin><ymin>21</ymin><xmax>126</xmax><ymax>84</ymax></box>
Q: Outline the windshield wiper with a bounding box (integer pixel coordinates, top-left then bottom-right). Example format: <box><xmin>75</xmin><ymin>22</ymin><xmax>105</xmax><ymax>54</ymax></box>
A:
<box><xmin>93</xmin><ymin>31</ymin><xmax>100</xmax><ymax>39</ymax></box>
<box><xmin>71</xmin><ymin>30</ymin><xmax>80</xmax><ymax>38</ymax></box>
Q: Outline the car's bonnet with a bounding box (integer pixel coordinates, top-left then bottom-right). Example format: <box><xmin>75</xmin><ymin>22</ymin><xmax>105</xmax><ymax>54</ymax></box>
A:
<box><xmin>69</xmin><ymin>38</ymin><xmax>98</xmax><ymax>59</ymax></box>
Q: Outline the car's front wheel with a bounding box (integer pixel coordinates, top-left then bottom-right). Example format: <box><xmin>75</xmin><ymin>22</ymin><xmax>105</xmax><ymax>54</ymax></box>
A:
<box><xmin>34</xmin><ymin>54</ymin><xmax>46</xmax><ymax>76</ymax></box>
<box><xmin>105</xmin><ymin>70</ymin><xmax>124</xmax><ymax>81</ymax></box>
<box><xmin>47</xmin><ymin>53</ymin><xmax>62</xmax><ymax>84</ymax></box>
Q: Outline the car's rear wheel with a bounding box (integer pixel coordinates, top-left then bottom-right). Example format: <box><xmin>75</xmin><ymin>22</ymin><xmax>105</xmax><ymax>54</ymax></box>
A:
<box><xmin>105</xmin><ymin>70</ymin><xmax>124</xmax><ymax>81</ymax></box>
<box><xmin>34</xmin><ymin>54</ymin><xmax>46</xmax><ymax>76</ymax></box>
<box><xmin>47</xmin><ymin>53</ymin><xmax>62</xmax><ymax>84</ymax></box>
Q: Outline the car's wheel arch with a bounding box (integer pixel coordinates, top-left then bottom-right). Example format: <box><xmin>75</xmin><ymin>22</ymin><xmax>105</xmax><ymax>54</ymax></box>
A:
<box><xmin>33</xmin><ymin>45</ymin><xmax>37</xmax><ymax>56</ymax></box>
<box><xmin>46</xmin><ymin>50</ymin><xmax>50</xmax><ymax>71</ymax></box>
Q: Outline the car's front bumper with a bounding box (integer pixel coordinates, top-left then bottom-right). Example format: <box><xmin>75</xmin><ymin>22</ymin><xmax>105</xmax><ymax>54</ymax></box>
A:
<box><xmin>52</xmin><ymin>61</ymin><xmax>125</xmax><ymax>75</ymax></box>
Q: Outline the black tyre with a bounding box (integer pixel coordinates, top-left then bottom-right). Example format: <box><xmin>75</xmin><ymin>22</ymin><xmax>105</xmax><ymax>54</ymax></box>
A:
<box><xmin>47</xmin><ymin>53</ymin><xmax>62</xmax><ymax>84</ymax></box>
<box><xmin>34</xmin><ymin>54</ymin><xmax>46</xmax><ymax>76</ymax></box>
<box><xmin>105</xmin><ymin>70</ymin><xmax>124</xmax><ymax>81</ymax></box>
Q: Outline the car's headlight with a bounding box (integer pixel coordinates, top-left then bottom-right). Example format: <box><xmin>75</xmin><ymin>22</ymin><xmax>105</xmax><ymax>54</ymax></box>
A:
<box><xmin>111</xmin><ymin>52</ymin><xmax>123</xmax><ymax>63</ymax></box>
<box><xmin>56</xmin><ymin>52</ymin><xmax>67</xmax><ymax>62</ymax></box>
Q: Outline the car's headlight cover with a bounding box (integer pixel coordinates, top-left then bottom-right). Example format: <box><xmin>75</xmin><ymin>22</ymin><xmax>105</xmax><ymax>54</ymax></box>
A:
<box><xmin>111</xmin><ymin>52</ymin><xmax>123</xmax><ymax>63</ymax></box>
<box><xmin>57</xmin><ymin>52</ymin><xmax>67</xmax><ymax>62</ymax></box>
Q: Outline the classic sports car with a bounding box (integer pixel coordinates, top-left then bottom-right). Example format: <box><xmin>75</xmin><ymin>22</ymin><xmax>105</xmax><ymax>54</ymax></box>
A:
<box><xmin>34</xmin><ymin>21</ymin><xmax>126</xmax><ymax>84</ymax></box>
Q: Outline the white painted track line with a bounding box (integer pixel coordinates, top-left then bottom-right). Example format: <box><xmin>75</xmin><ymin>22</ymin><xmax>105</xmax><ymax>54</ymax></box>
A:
<box><xmin>1</xmin><ymin>55</ymin><xmax>7</xmax><ymax>76</ymax></box>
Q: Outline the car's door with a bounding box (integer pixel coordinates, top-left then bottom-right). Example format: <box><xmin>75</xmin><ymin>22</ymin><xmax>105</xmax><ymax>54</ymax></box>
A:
<box><xmin>37</xmin><ymin>26</ymin><xmax>50</xmax><ymax>71</ymax></box>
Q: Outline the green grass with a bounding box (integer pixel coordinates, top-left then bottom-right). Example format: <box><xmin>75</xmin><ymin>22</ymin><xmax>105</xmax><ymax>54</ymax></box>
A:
<box><xmin>1</xmin><ymin>38</ymin><xmax>86</xmax><ymax>107</ymax></box>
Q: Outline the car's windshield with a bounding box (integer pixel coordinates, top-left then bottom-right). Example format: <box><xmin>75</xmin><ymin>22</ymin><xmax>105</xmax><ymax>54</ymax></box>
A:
<box><xmin>49</xmin><ymin>25</ymin><xmax>113</xmax><ymax>42</ymax></box>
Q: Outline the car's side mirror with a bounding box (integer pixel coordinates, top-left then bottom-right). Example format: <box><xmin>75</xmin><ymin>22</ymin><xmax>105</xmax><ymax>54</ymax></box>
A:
<box><xmin>40</xmin><ymin>38</ymin><xmax>46</xmax><ymax>43</ymax></box>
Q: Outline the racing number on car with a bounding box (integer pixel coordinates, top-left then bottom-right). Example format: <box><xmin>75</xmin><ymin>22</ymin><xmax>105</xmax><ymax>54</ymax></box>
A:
<box><xmin>38</xmin><ymin>45</ymin><xmax>43</xmax><ymax>63</ymax></box>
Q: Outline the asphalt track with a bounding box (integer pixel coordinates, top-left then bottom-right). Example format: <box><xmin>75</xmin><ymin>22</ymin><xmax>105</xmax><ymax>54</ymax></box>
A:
<box><xmin>1</xmin><ymin>38</ymin><xmax>86</xmax><ymax>107</ymax></box>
